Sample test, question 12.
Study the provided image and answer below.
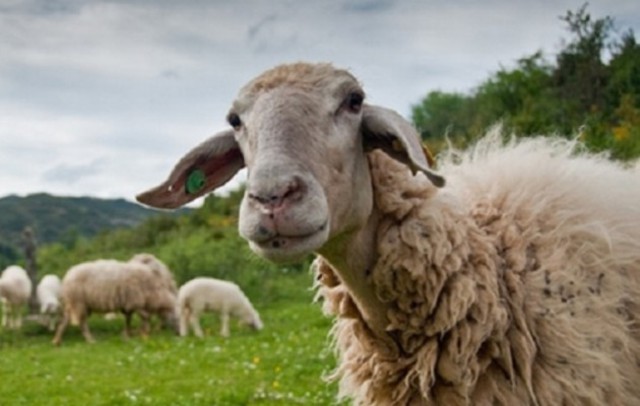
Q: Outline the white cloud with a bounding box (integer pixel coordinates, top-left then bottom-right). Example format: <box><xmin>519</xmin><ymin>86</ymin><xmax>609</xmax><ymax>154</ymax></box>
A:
<box><xmin>0</xmin><ymin>0</ymin><xmax>638</xmax><ymax>204</ymax></box>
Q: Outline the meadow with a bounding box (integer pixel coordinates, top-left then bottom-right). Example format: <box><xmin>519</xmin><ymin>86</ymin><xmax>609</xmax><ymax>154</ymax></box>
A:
<box><xmin>0</xmin><ymin>273</ymin><xmax>346</xmax><ymax>406</ymax></box>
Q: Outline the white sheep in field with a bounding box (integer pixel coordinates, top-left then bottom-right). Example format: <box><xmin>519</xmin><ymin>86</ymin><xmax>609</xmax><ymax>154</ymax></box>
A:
<box><xmin>177</xmin><ymin>277</ymin><xmax>262</xmax><ymax>338</ymax></box>
<box><xmin>36</xmin><ymin>274</ymin><xmax>62</xmax><ymax>331</ymax></box>
<box><xmin>53</xmin><ymin>255</ymin><xmax>178</xmax><ymax>345</ymax></box>
<box><xmin>137</xmin><ymin>62</ymin><xmax>640</xmax><ymax>405</ymax></box>
<box><xmin>0</xmin><ymin>265</ymin><xmax>32</xmax><ymax>330</ymax></box>
<box><xmin>98</xmin><ymin>254</ymin><xmax>178</xmax><ymax>328</ymax></box>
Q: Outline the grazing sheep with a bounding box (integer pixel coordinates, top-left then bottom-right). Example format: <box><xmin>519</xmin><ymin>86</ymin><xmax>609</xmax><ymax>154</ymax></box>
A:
<box><xmin>177</xmin><ymin>277</ymin><xmax>263</xmax><ymax>338</ymax></box>
<box><xmin>36</xmin><ymin>274</ymin><xmax>62</xmax><ymax>331</ymax></box>
<box><xmin>0</xmin><ymin>265</ymin><xmax>32</xmax><ymax>330</ymax></box>
<box><xmin>136</xmin><ymin>63</ymin><xmax>640</xmax><ymax>405</ymax></box>
<box><xmin>129</xmin><ymin>252</ymin><xmax>179</xmax><ymax>330</ymax></box>
<box><xmin>53</xmin><ymin>256</ymin><xmax>178</xmax><ymax>345</ymax></box>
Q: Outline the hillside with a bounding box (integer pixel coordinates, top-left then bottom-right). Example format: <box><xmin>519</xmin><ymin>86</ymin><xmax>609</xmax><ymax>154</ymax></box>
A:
<box><xmin>0</xmin><ymin>193</ymin><xmax>187</xmax><ymax>267</ymax></box>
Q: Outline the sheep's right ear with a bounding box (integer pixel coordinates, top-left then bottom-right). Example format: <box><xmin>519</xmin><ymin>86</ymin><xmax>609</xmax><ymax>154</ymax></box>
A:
<box><xmin>136</xmin><ymin>130</ymin><xmax>244</xmax><ymax>209</ymax></box>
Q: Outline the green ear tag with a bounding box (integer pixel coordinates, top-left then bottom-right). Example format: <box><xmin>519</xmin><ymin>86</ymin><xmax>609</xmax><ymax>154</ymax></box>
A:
<box><xmin>186</xmin><ymin>169</ymin><xmax>206</xmax><ymax>194</ymax></box>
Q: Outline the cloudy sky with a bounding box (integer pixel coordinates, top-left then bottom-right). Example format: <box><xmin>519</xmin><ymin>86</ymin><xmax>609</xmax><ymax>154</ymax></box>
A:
<box><xmin>1</xmin><ymin>0</ymin><xmax>638</xmax><ymax>206</ymax></box>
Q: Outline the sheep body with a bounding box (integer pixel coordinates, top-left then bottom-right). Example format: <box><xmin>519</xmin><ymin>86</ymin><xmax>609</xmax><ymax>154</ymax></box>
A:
<box><xmin>129</xmin><ymin>253</ymin><xmax>178</xmax><ymax>294</ymax></box>
<box><xmin>137</xmin><ymin>63</ymin><xmax>640</xmax><ymax>405</ymax></box>
<box><xmin>36</xmin><ymin>274</ymin><xmax>62</xmax><ymax>330</ymax></box>
<box><xmin>177</xmin><ymin>277</ymin><xmax>262</xmax><ymax>337</ymax></box>
<box><xmin>52</xmin><ymin>255</ymin><xmax>177</xmax><ymax>344</ymax></box>
<box><xmin>0</xmin><ymin>265</ymin><xmax>32</xmax><ymax>329</ymax></box>
<box><xmin>316</xmin><ymin>132</ymin><xmax>640</xmax><ymax>405</ymax></box>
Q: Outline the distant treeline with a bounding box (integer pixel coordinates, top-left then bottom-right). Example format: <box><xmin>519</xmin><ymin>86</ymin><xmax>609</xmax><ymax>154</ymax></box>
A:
<box><xmin>0</xmin><ymin>193</ymin><xmax>181</xmax><ymax>269</ymax></box>
<box><xmin>411</xmin><ymin>4</ymin><xmax>640</xmax><ymax>161</ymax></box>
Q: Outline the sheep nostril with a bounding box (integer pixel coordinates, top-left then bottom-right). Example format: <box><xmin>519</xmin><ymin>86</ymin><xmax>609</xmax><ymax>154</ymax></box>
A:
<box><xmin>248</xmin><ymin>177</ymin><xmax>304</xmax><ymax>211</ymax></box>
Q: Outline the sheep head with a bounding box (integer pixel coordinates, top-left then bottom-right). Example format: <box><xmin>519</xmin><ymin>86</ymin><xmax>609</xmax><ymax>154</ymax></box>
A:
<box><xmin>137</xmin><ymin>62</ymin><xmax>444</xmax><ymax>262</ymax></box>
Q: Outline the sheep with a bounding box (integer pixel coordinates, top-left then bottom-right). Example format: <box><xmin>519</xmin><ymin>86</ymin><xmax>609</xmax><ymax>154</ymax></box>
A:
<box><xmin>98</xmin><ymin>253</ymin><xmax>177</xmax><ymax>326</ymax></box>
<box><xmin>0</xmin><ymin>265</ymin><xmax>33</xmax><ymax>330</ymax></box>
<box><xmin>36</xmin><ymin>274</ymin><xmax>62</xmax><ymax>331</ymax></box>
<box><xmin>52</xmin><ymin>256</ymin><xmax>178</xmax><ymax>345</ymax></box>
<box><xmin>177</xmin><ymin>277</ymin><xmax>263</xmax><ymax>338</ymax></box>
<box><xmin>136</xmin><ymin>62</ymin><xmax>640</xmax><ymax>405</ymax></box>
<box><xmin>129</xmin><ymin>252</ymin><xmax>179</xmax><ymax>330</ymax></box>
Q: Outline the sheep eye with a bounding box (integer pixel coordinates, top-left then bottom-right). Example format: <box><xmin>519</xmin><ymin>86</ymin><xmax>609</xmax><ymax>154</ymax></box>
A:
<box><xmin>346</xmin><ymin>92</ymin><xmax>364</xmax><ymax>113</ymax></box>
<box><xmin>227</xmin><ymin>113</ymin><xmax>242</xmax><ymax>129</ymax></box>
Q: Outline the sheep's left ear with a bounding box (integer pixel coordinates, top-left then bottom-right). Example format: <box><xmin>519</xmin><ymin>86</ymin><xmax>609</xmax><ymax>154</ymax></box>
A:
<box><xmin>362</xmin><ymin>104</ymin><xmax>445</xmax><ymax>187</ymax></box>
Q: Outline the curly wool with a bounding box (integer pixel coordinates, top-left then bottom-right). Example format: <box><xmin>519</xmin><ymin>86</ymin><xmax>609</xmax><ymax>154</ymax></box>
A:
<box><xmin>315</xmin><ymin>132</ymin><xmax>640</xmax><ymax>405</ymax></box>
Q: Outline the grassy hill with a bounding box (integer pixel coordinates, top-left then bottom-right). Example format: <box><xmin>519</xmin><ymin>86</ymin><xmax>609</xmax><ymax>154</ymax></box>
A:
<box><xmin>0</xmin><ymin>193</ymin><xmax>187</xmax><ymax>269</ymax></box>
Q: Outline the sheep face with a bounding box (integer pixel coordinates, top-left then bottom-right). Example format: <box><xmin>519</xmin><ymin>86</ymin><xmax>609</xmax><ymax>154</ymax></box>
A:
<box><xmin>137</xmin><ymin>63</ymin><xmax>443</xmax><ymax>262</ymax></box>
<box><xmin>160</xmin><ymin>307</ymin><xmax>179</xmax><ymax>333</ymax></box>
<box><xmin>233</xmin><ymin>68</ymin><xmax>372</xmax><ymax>261</ymax></box>
<box><xmin>239</xmin><ymin>308</ymin><xmax>263</xmax><ymax>331</ymax></box>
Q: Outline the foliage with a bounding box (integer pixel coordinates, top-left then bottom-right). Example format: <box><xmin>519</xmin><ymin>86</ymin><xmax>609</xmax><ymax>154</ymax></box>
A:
<box><xmin>412</xmin><ymin>4</ymin><xmax>640</xmax><ymax>161</ymax></box>
<box><xmin>0</xmin><ymin>193</ymin><xmax>186</xmax><ymax>269</ymax></box>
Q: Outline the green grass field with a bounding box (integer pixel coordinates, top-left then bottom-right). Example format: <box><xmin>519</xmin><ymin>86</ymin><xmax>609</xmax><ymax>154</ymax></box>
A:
<box><xmin>0</xmin><ymin>291</ymin><xmax>346</xmax><ymax>405</ymax></box>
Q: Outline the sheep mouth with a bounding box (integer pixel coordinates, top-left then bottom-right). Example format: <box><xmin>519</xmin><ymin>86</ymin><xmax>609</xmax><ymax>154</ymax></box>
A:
<box><xmin>248</xmin><ymin>222</ymin><xmax>329</xmax><ymax>263</ymax></box>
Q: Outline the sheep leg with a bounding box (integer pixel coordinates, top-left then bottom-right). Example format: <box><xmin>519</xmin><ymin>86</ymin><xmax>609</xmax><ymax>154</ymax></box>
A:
<box><xmin>52</xmin><ymin>313</ymin><xmax>69</xmax><ymax>346</ymax></box>
<box><xmin>220</xmin><ymin>311</ymin><xmax>230</xmax><ymax>338</ymax></box>
<box><xmin>179</xmin><ymin>306</ymin><xmax>190</xmax><ymax>337</ymax></box>
<box><xmin>122</xmin><ymin>311</ymin><xmax>133</xmax><ymax>339</ymax></box>
<box><xmin>189</xmin><ymin>311</ymin><xmax>204</xmax><ymax>338</ymax></box>
<box><xmin>1</xmin><ymin>301</ymin><xmax>7</xmax><ymax>329</ymax></box>
<box><xmin>48</xmin><ymin>315</ymin><xmax>57</xmax><ymax>331</ymax></box>
<box><xmin>15</xmin><ymin>307</ymin><xmax>22</xmax><ymax>329</ymax></box>
<box><xmin>80</xmin><ymin>317</ymin><xmax>95</xmax><ymax>343</ymax></box>
<box><xmin>3</xmin><ymin>305</ymin><xmax>11</xmax><ymax>329</ymax></box>
<box><xmin>138</xmin><ymin>311</ymin><xmax>151</xmax><ymax>337</ymax></box>
<box><xmin>9</xmin><ymin>304</ymin><xmax>18</xmax><ymax>329</ymax></box>
<box><xmin>5</xmin><ymin>303</ymin><xmax>16</xmax><ymax>329</ymax></box>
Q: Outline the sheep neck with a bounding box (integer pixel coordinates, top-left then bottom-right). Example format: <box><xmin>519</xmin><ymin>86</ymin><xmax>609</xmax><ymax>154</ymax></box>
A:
<box><xmin>317</xmin><ymin>203</ymin><xmax>395</xmax><ymax>342</ymax></box>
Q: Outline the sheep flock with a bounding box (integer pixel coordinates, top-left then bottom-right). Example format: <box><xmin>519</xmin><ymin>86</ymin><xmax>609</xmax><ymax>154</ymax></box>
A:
<box><xmin>0</xmin><ymin>254</ymin><xmax>261</xmax><ymax>345</ymax></box>
<box><xmin>137</xmin><ymin>62</ymin><xmax>640</xmax><ymax>406</ymax></box>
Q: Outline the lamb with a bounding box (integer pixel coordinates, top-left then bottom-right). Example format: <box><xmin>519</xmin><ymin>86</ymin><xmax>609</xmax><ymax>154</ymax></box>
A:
<box><xmin>177</xmin><ymin>277</ymin><xmax>262</xmax><ymax>338</ymax></box>
<box><xmin>136</xmin><ymin>62</ymin><xmax>640</xmax><ymax>405</ymax></box>
<box><xmin>36</xmin><ymin>274</ymin><xmax>62</xmax><ymax>331</ymax></box>
<box><xmin>0</xmin><ymin>265</ymin><xmax>32</xmax><ymax>330</ymax></box>
<box><xmin>52</xmin><ymin>255</ymin><xmax>178</xmax><ymax>345</ymax></box>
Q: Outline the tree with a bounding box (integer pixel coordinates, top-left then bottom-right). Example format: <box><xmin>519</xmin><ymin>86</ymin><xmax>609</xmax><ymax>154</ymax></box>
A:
<box><xmin>411</xmin><ymin>91</ymin><xmax>469</xmax><ymax>140</ymax></box>
<box><xmin>410</xmin><ymin>4</ymin><xmax>640</xmax><ymax>162</ymax></box>
<box><xmin>607</xmin><ymin>30</ymin><xmax>640</xmax><ymax>108</ymax></box>
<box><xmin>22</xmin><ymin>227</ymin><xmax>38</xmax><ymax>313</ymax></box>
<box><xmin>0</xmin><ymin>243</ymin><xmax>19</xmax><ymax>270</ymax></box>
<box><xmin>474</xmin><ymin>52</ymin><xmax>556</xmax><ymax>135</ymax></box>
<box><xmin>553</xmin><ymin>3</ymin><xmax>613</xmax><ymax>131</ymax></box>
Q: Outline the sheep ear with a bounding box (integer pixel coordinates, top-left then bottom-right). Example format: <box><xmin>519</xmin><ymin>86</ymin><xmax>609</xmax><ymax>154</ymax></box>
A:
<box><xmin>136</xmin><ymin>130</ymin><xmax>245</xmax><ymax>209</ymax></box>
<box><xmin>361</xmin><ymin>104</ymin><xmax>445</xmax><ymax>187</ymax></box>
